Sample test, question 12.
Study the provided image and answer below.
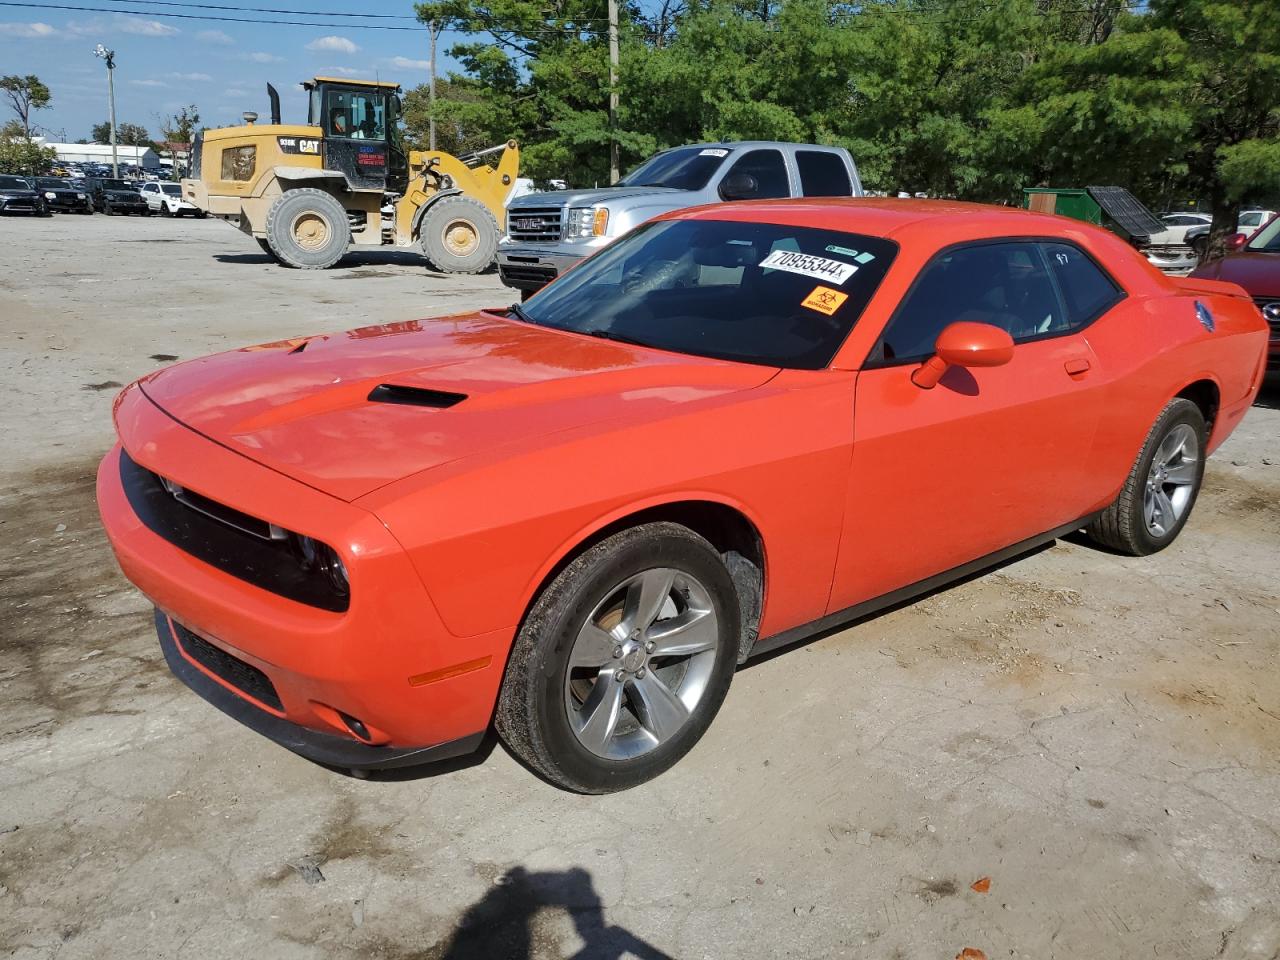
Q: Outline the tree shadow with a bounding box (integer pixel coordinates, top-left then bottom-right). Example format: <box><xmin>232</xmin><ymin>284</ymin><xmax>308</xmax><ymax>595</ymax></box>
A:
<box><xmin>436</xmin><ymin>865</ymin><xmax>673</xmax><ymax>960</ymax></box>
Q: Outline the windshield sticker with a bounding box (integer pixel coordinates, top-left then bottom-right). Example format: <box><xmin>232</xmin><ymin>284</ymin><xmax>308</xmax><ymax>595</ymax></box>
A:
<box><xmin>854</xmin><ymin>251</ymin><xmax>876</xmax><ymax>264</ymax></box>
<box><xmin>801</xmin><ymin>286</ymin><xmax>849</xmax><ymax>316</ymax></box>
<box><xmin>824</xmin><ymin>244</ymin><xmax>860</xmax><ymax>258</ymax></box>
<box><xmin>699</xmin><ymin>148</ymin><xmax>729</xmax><ymax>157</ymax></box>
<box><xmin>761</xmin><ymin>249</ymin><xmax>858</xmax><ymax>285</ymax></box>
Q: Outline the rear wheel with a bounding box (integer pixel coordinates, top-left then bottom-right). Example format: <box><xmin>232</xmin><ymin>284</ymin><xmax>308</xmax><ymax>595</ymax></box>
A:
<box><xmin>264</xmin><ymin>188</ymin><xmax>349</xmax><ymax>270</ymax></box>
<box><xmin>1085</xmin><ymin>398</ymin><xmax>1206</xmax><ymax>555</ymax></box>
<box><xmin>418</xmin><ymin>195</ymin><xmax>498</xmax><ymax>274</ymax></box>
<box><xmin>255</xmin><ymin>237</ymin><xmax>281</xmax><ymax>263</ymax></box>
<box><xmin>103</xmin><ymin>201</ymin><xmax>113</xmax><ymax>216</ymax></box>
<box><xmin>496</xmin><ymin>523</ymin><xmax>740</xmax><ymax>793</ymax></box>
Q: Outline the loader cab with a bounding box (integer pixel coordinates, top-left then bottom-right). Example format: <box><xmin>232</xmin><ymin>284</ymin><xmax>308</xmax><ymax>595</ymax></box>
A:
<box><xmin>304</xmin><ymin>77</ymin><xmax>408</xmax><ymax>194</ymax></box>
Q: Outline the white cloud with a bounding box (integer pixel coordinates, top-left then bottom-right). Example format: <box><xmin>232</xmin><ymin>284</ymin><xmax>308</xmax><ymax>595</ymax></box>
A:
<box><xmin>197</xmin><ymin>29</ymin><xmax>233</xmax><ymax>45</ymax></box>
<box><xmin>322</xmin><ymin>66</ymin><xmax>371</xmax><ymax>77</ymax></box>
<box><xmin>387</xmin><ymin>56</ymin><xmax>431</xmax><ymax>70</ymax></box>
<box><xmin>0</xmin><ymin>22</ymin><xmax>56</xmax><ymax>38</ymax></box>
<box><xmin>306</xmin><ymin>35</ymin><xmax>359</xmax><ymax>54</ymax></box>
<box><xmin>118</xmin><ymin>17</ymin><xmax>179</xmax><ymax>37</ymax></box>
<box><xmin>129</xmin><ymin>79</ymin><xmax>167</xmax><ymax>87</ymax></box>
<box><xmin>241</xmin><ymin>51</ymin><xmax>283</xmax><ymax>63</ymax></box>
<box><xmin>170</xmin><ymin>72</ymin><xmax>213</xmax><ymax>82</ymax></box>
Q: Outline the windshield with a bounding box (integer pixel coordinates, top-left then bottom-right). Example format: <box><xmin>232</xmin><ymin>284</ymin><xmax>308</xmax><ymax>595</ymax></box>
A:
<box><xmin>1246</xmin><ymin>215</ymin><xmax>1280</xmax><ymax>252</ymax></box>
<box><xmin>618</xmin><ymin>146</ymin><xmax>729</xmax><ymax>191</ymax></box>
<box><xmin>100</xmin><ymin>179</ymin><xmax>132</xmax><ymax>190</ymax></box>
<box><xmin>0</xmin><ymin>176</ymin><xmax>29</xmax><ymax>190</ymax></box>
<box><xmin>162</xmin><ymin>183</ymin><xmax>182</xmax><ymax>195</ymax></box>
<box><xmin>36</xmin><ymin>178</ymin><xmax>70</xmax><ymax>189</ymax></box>
<box><xmin>519</xmin><ymin>219</ymin><xmax>897</xmax><ymax>369</ymax></box>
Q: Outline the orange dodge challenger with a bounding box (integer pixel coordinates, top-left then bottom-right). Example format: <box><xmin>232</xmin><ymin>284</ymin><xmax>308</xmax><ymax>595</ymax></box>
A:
<box><xmin>97</xmin><ymin>200</ymin><xmax>1268</xmax><ymax>792</ymax></box>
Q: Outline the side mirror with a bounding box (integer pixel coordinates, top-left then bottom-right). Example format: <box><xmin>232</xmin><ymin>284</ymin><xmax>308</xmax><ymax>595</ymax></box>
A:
<box><xmin>719</xmin><ymin>172</ymin><xmax>759</xmax><ymax>201</ymax></box>
<box><xmin>1226</xmin><ymin>233</ymin><xmax>1248</xmax><ymax>252</ymax></box>
<box><xmin>911</xmin><ymin>321</ymin><xmax>1015</xmax><ymax>389</ymax></box>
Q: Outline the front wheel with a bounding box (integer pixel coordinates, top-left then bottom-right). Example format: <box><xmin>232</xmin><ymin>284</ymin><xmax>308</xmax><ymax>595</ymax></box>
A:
<box><xmin>1085</xmin><ymin>398</ymin><xmax>1206</xmax><ymax>555</ymax></box>
<box><xmin>496</xmin><ymin>523</ymin><xmax>740</xmax><ymax>793</ymax></box>
<box><xmin>102</xmin><ymin>202</ymin><xmax>112</xmax><ymax>216</ymax></box>
<box><xmin>418</xmin><ymin>195</ymin><xmax>499</xmax><ymax>274</ymax></box>
<box><xmin>264</xmin><ymin>188</ymin><xmax>349</xmax><ymax>269</ymax></box>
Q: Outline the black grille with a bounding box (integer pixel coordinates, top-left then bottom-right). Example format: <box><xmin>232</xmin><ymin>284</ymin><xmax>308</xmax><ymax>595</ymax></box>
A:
<box><xmin>1252</xmin><ymin>297</ymin><xmax>1280</xmax><ymax>340</ymax></box>
<box><xmin>172</xmin><ymin>620</ymin><xmax>282</xmax><ymax>711</ymax></box>
<box><xmin>507</xmin><ymin>206</ymin><xmax>563</xmax><ymax>242</ymax></box>
<box><xmin>119</xmin><ymin>449</ymin><xmax>349</xmax><ymax>612</ymax></box>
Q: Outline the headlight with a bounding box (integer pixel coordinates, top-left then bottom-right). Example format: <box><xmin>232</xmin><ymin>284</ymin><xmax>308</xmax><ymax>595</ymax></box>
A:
<box><xmin>77</xmin><ymin>192</ymin><xmax>87</xmax><ymax>199</ymax></box>
<box><xmin>291</xmin><ymin>534</ymin><xmax>349</xmax><ymax>596</ymax></box>
<box><xmin>44</xmin><ymin>191</ymin><xmax>56</xmax><ymax>199</ymax></box>
<box><xmin>565</xmin><ymin>206</ymin><xmax>609</xmax><ymax>239</ymax></box>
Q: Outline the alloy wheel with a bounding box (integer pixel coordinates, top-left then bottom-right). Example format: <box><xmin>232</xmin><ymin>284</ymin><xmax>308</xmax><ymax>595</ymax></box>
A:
<box><xmin>1144</xmin><ymin>423</ymin><xmax>1199</xmax><ymax>537</ymax></box>
<box><xmin>564</xmin><ymin>567</ymin><xmax>720</xmax><ymax>760</ymax></box>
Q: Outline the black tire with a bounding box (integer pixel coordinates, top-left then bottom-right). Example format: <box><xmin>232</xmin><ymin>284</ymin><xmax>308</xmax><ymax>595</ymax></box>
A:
<box><xmin>418</xmin><ymin>195</ymin><xmax>499</xmax><ymax>274</ymax></box>
<box><xmin>496</xmin><ymin>522</ymin><xmax>740</xmax><ymax>793</ymax></box>
<box><xmin>194</xmin><ymin>210</ymin><xmax>207</xmax><ymax>219</ymax></box>
<box><xmin>1085</xmin><ymin>398</ymin><xmax>1206</xmax><ymax>556</ymax></box>
<box><xmin>264</xmin><ymin>188</ymin><xmax>349</xmax><ymax>270</ymax></box>
<box><xmin>103</xmin><ymin>201</ymin><xmax>113</xmax><ymax>216</ymax></box>
<box><xmin>159</xmin><ymin>204</ymin><xmax>169</xmax><ymax>217</ymax></box>
<box><xmin>255</xmin><ymin>236</ymin><xmax>281</xmax><ymax>263</ymax></box>
<box><xmin>141</xmin><ymin>208</ymin><xmax>151</xmax><ymax>217</ymax></box>
<box><xmin>1190</xmin><ymin>236</ymin><xmax>1208</xmax><ymax>260</ymax></box>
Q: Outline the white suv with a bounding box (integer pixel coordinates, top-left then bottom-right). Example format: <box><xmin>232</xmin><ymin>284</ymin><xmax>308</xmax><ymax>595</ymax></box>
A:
<box><xmin>141</xmin><ymin>181</ymin><xmax>204</xmax><ymax>218</ymax></box>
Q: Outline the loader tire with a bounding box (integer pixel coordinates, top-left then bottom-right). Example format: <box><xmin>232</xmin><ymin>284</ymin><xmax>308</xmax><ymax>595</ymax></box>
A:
<box><xmin>419</xmin><ymin>195</ymin><xmax>498</xmax><ymax>274</ymax></box>
<box><xmin>264</xmin><ymin>188</ymin><xmax>349</xmax><ymax>270</ymax></box>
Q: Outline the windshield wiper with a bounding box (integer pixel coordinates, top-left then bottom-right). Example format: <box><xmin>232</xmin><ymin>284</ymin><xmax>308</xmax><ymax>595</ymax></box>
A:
<box><xmin>586</xmin><ymin>328</ymin><xmax>652</xmax><ymax>349</ymax></box>
<box><xmin>507</xmin><ymin>301</ymin><xmax>537</xmax><ymax>325</ymax></box>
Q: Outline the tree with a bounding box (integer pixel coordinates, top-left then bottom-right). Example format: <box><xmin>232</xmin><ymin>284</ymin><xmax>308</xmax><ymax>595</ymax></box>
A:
<box><xmin>0</xmin><ymin>74</ymin><xmax>51</xmax><ymax>139</ymax></box>
<box><xmin>158</xmin><ymin>104</ymin><xmax>201</xmax><ymax>145</ymax></box>
<box><xmin>91</xmin><ymin>121</ymin><xmax>152</xmax><ymax>146</ymax></box>
<box><xmin>0</xmin><ymin>129</ymin><xmax>56</xmax><ymax>175</ymax></box>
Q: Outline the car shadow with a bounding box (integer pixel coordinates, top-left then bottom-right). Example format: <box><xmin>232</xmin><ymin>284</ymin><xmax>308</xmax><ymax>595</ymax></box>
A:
<box><xmin>211</xmin><ymin>249</ymin><xmax>499</xmax><ymax>274</ymax></box>
<box><xmin>1254</xmin><ymin>374</ymin><xmax>1280</xmax><ymax>411</ymax></box>
<box><xmin>434</xmin><ymin>865</ymin><xmax>673</xmax><ymax>960</ymax></box>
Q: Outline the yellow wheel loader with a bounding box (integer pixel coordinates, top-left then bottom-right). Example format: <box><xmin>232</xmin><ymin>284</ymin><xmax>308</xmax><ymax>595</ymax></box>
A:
<box><xmin>181</xmin><ymin>77</ymin><xmax>518</xmax><ymax>272</ymax></box>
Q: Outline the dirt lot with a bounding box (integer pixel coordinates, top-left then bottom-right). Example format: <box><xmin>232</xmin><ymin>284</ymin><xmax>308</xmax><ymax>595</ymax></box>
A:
<box><xmin>2</xmin><ymin>212</ymin><xmax>1279</xmax><ymax>960</ymax></box>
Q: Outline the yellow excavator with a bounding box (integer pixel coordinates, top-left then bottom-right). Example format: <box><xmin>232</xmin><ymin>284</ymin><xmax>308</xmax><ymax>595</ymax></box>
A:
<box><xmin>182</xmin><ymin>77</ymin><xmax>518</xmax><ymax>272</ymax></box>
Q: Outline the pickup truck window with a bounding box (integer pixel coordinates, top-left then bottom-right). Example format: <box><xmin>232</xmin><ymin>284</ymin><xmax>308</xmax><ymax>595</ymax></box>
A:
<box><xmin>797</xmin><ymin>151</ymin><xmax>853</xmax><ymax>197</ymax></box>
<box><xmin>721</xmin><ymin>149</ymin><xmax>789</xmax><ymax>200</ymax></box>
<box><xmin>518</xmin><ymin>218</ymin><xmax>897</xmax><ymax>369</ymax></box>
<box><xmin>619</xmin><ymin>146</ymin><xmax>726</xmax><ymax>191</ymax></box>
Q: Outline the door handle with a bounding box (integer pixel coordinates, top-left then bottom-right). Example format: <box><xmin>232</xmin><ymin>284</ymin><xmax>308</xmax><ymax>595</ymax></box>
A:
<box><xmin>1064</xmin><ymin>358</ymin><xmax>1091</xmax><ymax>377</ymax></box>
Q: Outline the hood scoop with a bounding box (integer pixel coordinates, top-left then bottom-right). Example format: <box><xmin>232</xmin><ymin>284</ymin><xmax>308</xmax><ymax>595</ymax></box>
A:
<box><xmin>368</xmin><ymin>383</ymin><xmax>467</xmax><ymax>409</ymax></box>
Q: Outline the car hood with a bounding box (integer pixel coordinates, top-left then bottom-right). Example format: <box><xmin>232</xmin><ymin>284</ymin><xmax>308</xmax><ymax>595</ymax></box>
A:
<box><xmin>106</xmin><ymin>190</ymin><xmax>142</xmax><ymax>200</ymax></box>
<box><xmin>138</xmin><ymin>311</ymin><xmax>777</xmax><ymax>502</ymax></box>
<box><xmin>1191</xmin><ymin>251</ymin><xmax>1280</xmax><ymax>297</ymax></box>
<box><xmin>509</xmin><ymin>186</ymin><xmax>681</xmax><ymax>209</ymax></box>
<box><xmin>0</xmin><ymin>189</ymin><xmax>37</xmax><ymax>198</ymax></box>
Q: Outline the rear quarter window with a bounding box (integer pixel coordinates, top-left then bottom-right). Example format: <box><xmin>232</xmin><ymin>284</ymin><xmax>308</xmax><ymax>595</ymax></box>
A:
<box><xmin>797</xmin><ymin>151</ymin><xmax>853</xmax><ymax>197</ymax></box>
<box><xmin>1042</xmin><ymin>242</ymin><xmax>1124</xmax><ymax>326</ymax></box>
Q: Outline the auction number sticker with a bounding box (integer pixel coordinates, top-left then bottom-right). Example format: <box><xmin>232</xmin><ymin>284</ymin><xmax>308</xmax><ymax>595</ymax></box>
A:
<box><xmin>760</xmin><ymin>250</ymin><xmax>857</xmax><ymax>285</ymax></box>
<box><xmin>801</xmin><ymin>285</ymin><xmax>849</xmax><ymax>316</ymax></box>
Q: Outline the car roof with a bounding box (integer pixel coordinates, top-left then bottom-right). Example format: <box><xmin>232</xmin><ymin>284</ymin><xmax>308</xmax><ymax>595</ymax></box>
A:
<box><xmin>667</xmin><ymin>141</ymin><xmax>847</xmax><ymax>151</ymax></box>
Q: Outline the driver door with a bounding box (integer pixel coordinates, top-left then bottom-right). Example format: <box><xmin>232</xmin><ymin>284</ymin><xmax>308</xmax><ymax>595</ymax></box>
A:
<box><xmin>827</xmin><ymin>240</ymin><xmax>1111</xmax><ymax>612</ymax></box>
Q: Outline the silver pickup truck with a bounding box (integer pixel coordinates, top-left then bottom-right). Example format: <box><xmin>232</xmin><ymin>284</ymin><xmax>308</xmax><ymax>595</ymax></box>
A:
<box><xmin>498</xmin><ymin>141</ymin><xmax>863</xmax><ymax>295</ymax></box>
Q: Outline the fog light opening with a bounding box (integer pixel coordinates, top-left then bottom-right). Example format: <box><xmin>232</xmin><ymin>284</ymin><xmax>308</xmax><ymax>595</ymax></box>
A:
<box><xmin>340</xmin><ymin>712</ymin><xmax>371</xmax><ymax>742</ymax></box>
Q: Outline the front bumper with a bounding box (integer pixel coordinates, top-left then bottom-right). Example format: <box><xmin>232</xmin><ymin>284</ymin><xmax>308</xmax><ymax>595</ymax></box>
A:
<box><xmin>97</xmin><ymin>384</ymin><xmax>511</xmax><ymax>768</ymax></box>
<box><xmin>0</xmin><ymin>198</ymin><xmax>40</xmax><ymax>214</ymax></box>
<box><xmin>496</xmin><ymin>238</ymin><xmax>604</xmax><ymax>291</ymax></box>
<box><xmin>154</xmin><ymin>610</ymin><xmax>484</xmax><ymax>769</ymax></box>
<box><xmin>1146</xmin><ymin>245</ymin><xmax>1197</xmax><ymax>272</ymax></box>
<box><xmin>47</xmin><ymin>196</ymin><xmax>90</xmax><ymax>212</ymax></box>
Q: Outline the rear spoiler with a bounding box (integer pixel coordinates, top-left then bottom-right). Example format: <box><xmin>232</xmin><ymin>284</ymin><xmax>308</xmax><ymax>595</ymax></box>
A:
<box><xmin>1173</xmin><ymin>276</ymin><xmax>1251</xmax><ymax>300</ymax></box>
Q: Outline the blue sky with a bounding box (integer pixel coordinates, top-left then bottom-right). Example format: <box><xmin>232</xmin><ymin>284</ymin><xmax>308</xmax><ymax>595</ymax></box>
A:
<box><xmin>0</xmin><ymin>2</ymin><xmax>456</xmax><ymax>141</ymax></box>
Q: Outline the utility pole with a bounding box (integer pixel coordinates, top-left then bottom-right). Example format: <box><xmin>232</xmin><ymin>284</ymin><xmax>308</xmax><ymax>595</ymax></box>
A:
<box><xmin>94</xmin><ymin>44</ymin><xmax>119</xmax><ymax>178</ymax></box>
<box><xmin>607</xmin><ymin>0</ymin><xmax>619</xmax><ymax>184</ymax></box>
<box><xmin>428</xmin><ymin>20</ymin><xmax>438</xmax><ymax>151</ymax></box>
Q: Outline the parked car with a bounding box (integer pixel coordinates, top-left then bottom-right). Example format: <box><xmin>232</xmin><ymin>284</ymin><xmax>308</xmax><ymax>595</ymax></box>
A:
<box><xmin>83</xmin><ymin>177</ymin><xmax>151</xmax><ymax>216</ymax></box>
<box><xmin>0</xmin><ymin>175</ymin><xmax>49</xmax><ymax>216</ymax></box>
<box><xmin>1190</xmin><ymin>212</ymin><xmax>1280</xmax><ymax>372</ymax></box>
<box><xmin>140</xmin><ymin>181</ymin><xmax>204</xmax><ymax>218</ymax></box>
<box><xmin>97</xmin><ymin>200</ymin><xmax>1267</xmax><ymax>792</ymax></box>
<box><xmin>28</xmin><ymin>176</ymin><xmax>93</xmax><ymax>215</ymax></box>
<box><xmin>1185</xmin><ymin>209</ymin><xmax>1275</xmax><ymax>259</ymax></box>
<box><xmin>1145</xmin><ymin>212</ymin><xmax>1213</xmax><ymax>272</ymax></box>
<box><xmin>498</xmin><ymin>141</ymin><xmax>863</xmax><ymax>295</ymax></box>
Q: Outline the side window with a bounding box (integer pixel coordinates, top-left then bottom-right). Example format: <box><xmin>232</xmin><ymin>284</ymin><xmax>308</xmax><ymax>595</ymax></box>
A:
<box><xmin>1041</xmin><ymin>242</ymin><xmax>1122</xmax><ymax>326</ymax></box>
<box><xmin>796</xmin><ymin>151</ymin><xmax>852</xmax><ymax>197</ymax></box>
<box><xmin>720</xmin><ymin>149</ymin><xmax>789</xmax><ymax>200</ymax></box>
<box><xmin>324</xmin><ymin>89</ymin><xmax>386</xmax><ymax>141</ymax></box>
<box><xmin>878</xmin><ymin>242</ymin><xmax>1066</xmax><ymax>362</ymax></box>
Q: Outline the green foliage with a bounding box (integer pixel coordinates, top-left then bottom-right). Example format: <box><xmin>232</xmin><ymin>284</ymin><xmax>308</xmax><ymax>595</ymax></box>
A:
<box><xmin>0</xmin><ymin>74</ymin><xmax>51</xmax><ymax>139</ymax></box>
<box><xmin>91</xmin><ymin>121</ymin><xmax>152</xmax><ymax>147</ymax></box>
<box><xmin>0</xmin><ymin>130</ymin><xmax>56</xmax><ymax>175</ymax></box>
<box><xmin>409</xmin><ymin>0</ymin><xmax>1278</xmax><ymax>220</ymax></box>
<box><xmin>158</xmin><ymin>105</ymin><xmax>201</xmax><ymax>145</ymax></box>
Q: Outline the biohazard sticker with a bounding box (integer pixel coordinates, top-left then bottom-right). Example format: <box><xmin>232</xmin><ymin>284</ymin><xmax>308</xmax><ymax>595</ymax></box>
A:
<box><xmin>760</xmin><ymin>249</ymin><xmax>857</xmax><ymax>285</ymax></box>
<box><xmin>801</xmin><ymin>285</ymin><xmax>849</xmax><ymax>315</ymax></box>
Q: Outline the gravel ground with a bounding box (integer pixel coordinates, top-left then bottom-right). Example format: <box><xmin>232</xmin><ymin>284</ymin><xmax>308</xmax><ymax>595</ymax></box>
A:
<box><xmin>2</xmin><ymin>212</ymin><xmax>1279</xmax><ymax>960</ymax></box>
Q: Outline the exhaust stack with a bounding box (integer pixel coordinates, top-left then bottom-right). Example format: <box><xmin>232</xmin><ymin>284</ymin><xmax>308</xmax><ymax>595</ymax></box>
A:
<box><xmin>267</xmin><ymin>83</ymin><xmax>281</xmax><ymax>125</ymax></box>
